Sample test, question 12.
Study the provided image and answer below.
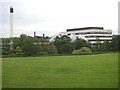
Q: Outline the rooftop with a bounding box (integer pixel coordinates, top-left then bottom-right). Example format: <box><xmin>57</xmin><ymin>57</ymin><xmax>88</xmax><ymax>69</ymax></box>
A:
<box><xmin>67</xmin><ymin>27</ymin><xmax>104</xmax><ymax>32</ymax></box>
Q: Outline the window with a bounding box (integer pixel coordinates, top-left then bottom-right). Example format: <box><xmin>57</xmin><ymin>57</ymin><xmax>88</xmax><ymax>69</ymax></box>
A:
<box><xmin>75</xmin><ymin>33</ymin><xmax>79</xmax><ymax>35</ymax></box>
<box><xmin>67</xmin><ymin>34</ymin><xmax>71</xmax><ymax>35</ymax></box>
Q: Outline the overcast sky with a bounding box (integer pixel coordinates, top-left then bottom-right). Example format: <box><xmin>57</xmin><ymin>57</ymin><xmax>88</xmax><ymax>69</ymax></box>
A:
<box><xmin>0</xmin><ymin>0</ymin><xmax>119</xmax><ymax>37</ymax></box>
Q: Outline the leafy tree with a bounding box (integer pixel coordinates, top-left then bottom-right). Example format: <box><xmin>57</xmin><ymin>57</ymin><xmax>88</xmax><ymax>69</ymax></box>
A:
<box><xmin>20</xmin><ymin>35</ymin><xmax>40</xmax><ymax>55</ymax></box>
<box><xmin>99</xmin><ymin>41</ymin><xmax>111</xmax><ymax>52</ymax></box>
<box><xmin>74</xmin><ymin>38</ymin><xmax>88</xmax><ymax>50</ymax></box>
<box><xmin>13</xmin><ymin>37</ymin><xmax>20</xmax><ymax>48</ymax></box>
<box><xmin>111</xmin><ymin>35</ymin><xmax>120</xmax><ymax>51</ymax></box>
<box><xmin>2</xmin><ymin>38</ymin><xmax>10</xmax><ymax>55</ymax></box>
<box><xmin>95</xmin><ymin>37</ymin><xmax>101</xmax><ymax>52</ymax></box>
<box><xmin>15</xmin><ymin>46</ymin><xmax>23</xmax><ymax>55</ymax></box>
<box><xmin>54</xmin><ymin>35</ymin><xmax>73</xmax><ymax>54</ymax></box>
<box><xmin>47</xmin><ymin>44</ymin><xmax>57</xmax><ymax>54</ymax></box>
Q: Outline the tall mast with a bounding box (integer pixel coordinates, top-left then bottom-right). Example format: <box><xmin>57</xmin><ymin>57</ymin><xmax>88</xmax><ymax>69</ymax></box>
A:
<box><xmin>10</xmin><ymin>6</ymin><xmax>14</xmax><ymax>52</ymax></box>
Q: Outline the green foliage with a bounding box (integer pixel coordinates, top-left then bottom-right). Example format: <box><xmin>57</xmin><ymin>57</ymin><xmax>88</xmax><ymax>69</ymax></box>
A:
<box><xmin>2</xmin><ymin>34</ymin><xmax>120</xmax><ymax>57</ymax></box>
<box><xmin>19</xmin><ymin>35</ymin><xmax>40</xmax><ymax>56</ymax></box>
<box><xmin>74</xmin><ymin>38</ymin><xmax>88</xmax><ymax>50</ymax></box>
<box><xmin>12</xmin><ymin>37</ymin><xmax>21</xmax><ymax>49</ymax></box>
<box><xmin>79</xmin><ymin>47</ymin><xmax>92</xmax><ymax>55</ymax></box>
<box><xmin>93</xmin><ymin>38</ymin><xmax>101</xmax><ymax>52</ymax></box>
<box><xmin>94</xmin><ymin>35</ymin><xmax>120</xmax><ymax>52</ymax></box>
<box><xmin>54</xmin><ymin>35</ymin><xmax>73</xmax><ymax>54</ymax></box>
<box><xmin>15</xmin><ymin>46</ymin><xmax>23</xmax><ymax>55</ymax></box>
<box><xmin>37</xmin><ymin>52</ymin><xmax>48</xmax><ymax>56</ymax></box>
<box><xmin>47</xmin><ymin>44</ymin><xmax>57</xmax><ymax>54</ymax></box>
<box><xmin>99</xmin><ymin>41</ymin><xmax>111</xmax><ymax>52</ymax></box>
<box><xmin>72</xmin><ymin>49</ymin><xmax>80</xmax><ymax>55</ymax></box>
<box><xmin>72</xmin><ymin>47</ymin><xmax>92</xmax><ymax>55</ymax></box>
<box><xmin>2</xmin><ymin>38</ymin><xmax>10</xmax><ymax>55</ymax></box>
<box><xmin>111</xmin><ymin>35</ymin><xmax>120</xmax><ymax>51</ymax></box>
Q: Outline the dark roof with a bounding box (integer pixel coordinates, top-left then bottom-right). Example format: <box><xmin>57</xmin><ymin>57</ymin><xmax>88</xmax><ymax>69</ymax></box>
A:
<box><xmin>67</xmin><ymin>27</ymin><xmax>104</xmax><ymax>32</ymax></box>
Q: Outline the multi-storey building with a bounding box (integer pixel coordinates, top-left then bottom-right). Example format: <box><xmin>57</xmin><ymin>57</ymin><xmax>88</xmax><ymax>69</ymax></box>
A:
<box><xmin>59</xmin><ymin>27</ymin><xmax>112</xmax><ymax>45</ymax></box>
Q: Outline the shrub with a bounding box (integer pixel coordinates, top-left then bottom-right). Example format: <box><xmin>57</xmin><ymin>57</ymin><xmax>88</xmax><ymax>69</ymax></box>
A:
<box><xmin>15</xmin><ymin>46</ymin><xmax>23</xmax><ymax>55</ymax></box>
<box><xmin>72</xmin><ymin>47</ymin><xmax>92</xmax><ymax>55</ymax></box>
<box><xmin>38</xmin><ymin>52</ymin><xmax>48</xmax><ymax>56</ymax></box>
<box><xmin>72</xmin><ymin>49</ymin><xmax>80</xmax><ymax>55</ymax></box>
<box><xmin>7</xmin><ymin>54</ymin><xmax>17</xmax><ymax>57</ymax></box>
<box><xmin>79</xmin><ymin>47</ymin><xmax>92</xmax><ymax>55</ymax></box>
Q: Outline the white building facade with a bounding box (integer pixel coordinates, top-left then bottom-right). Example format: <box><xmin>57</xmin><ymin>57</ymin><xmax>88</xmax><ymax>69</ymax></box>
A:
<box><xmin>59</xmin><ymin>27</ymin><xmax>112</xmax><ymax>45</ymax></box>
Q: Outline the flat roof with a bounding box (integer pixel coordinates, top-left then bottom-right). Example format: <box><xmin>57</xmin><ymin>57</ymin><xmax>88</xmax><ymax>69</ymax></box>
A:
<box><xmin>67</xmin><ymin>27</ymin><xmax>104</xmax><ymax>32</ymax></box>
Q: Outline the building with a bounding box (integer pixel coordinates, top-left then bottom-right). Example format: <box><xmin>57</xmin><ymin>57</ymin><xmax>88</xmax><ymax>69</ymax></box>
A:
<box><xmin>59</xmin><ymin>27</ymin><xmax>112</xmax><ymax>45</ymax></box>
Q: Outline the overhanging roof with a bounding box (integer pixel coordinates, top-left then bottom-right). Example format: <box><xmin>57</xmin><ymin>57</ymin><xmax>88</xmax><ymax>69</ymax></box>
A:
<box><xmin>67</xmin><ymin>27</ymin><xmax>104</xmax><ymax>32</ymax></box>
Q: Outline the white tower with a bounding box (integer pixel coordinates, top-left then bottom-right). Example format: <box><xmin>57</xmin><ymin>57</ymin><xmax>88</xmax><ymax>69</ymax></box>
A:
<box><xmin>10</xmin><ymin>6</ymin><xmax>14</xmax><ymax>51</ymax></box>
<box><xmin>10</xmin><ymin>6</ymin><xmax>13</xmax><ymax>38</ymax></box>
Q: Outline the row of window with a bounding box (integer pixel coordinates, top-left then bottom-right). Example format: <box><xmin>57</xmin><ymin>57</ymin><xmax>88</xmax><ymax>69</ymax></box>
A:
<box><xmin>88</xmin><ymin>39</ymin><xmax>111</xmax><ymax>41</ymax></box>
<box><xmin>85</xmin><ymin>36</ymin><xmax>112</xmax><ymax>38</ymax></box>
<box><xmin>67</xmin><ymin>32</ymin><xmax>112</xmax><ymax>35</ymax></box>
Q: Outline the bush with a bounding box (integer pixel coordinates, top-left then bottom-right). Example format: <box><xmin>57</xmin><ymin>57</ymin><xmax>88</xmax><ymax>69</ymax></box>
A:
<box><xmin>79</xmin><ymin>47</ymin><xmax>92</xmax><ymax>55</ymax></box>
<box><xmin>6</xmin><ymin>54</ymin><xmax>17</xmax><ymax>57</ymax></box>
<box><xmin>38</xmin><ymin>52</ymin><xmax>48</xmax><ymax>56</ymax></box>
<box><xmin>72</xmin><ymin>49</ymin><xmax>80</xmax><ymax>55</ymax></box>
<box><xmin>15</xmin><ymin>46</ymin><xmax>23</xmax><ymax>55</ymax></box>
<box><xmin>72</xmin><ymin>47</ymin><xmax>92</xmax><ymax>55</ymax></box>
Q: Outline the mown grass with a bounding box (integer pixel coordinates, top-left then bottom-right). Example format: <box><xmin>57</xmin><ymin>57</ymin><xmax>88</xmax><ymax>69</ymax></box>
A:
<box><xmin>2</xmin><ymin>53</ymin><xmax>118</xmax><ymax>88</ymax></box>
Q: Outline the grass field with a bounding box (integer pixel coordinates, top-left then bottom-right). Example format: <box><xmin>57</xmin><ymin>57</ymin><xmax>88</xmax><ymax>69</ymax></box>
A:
<box><xmin>2</xmin><ymin>53</ymin><xmax>118</xmax><ymax>88</ymax></box>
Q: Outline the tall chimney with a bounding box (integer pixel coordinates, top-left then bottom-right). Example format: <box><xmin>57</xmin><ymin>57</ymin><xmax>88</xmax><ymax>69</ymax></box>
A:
<box><xmin>34</xmin><ymin>32</ymin><xmax>36</xmax><ymax>37</ymax></box>
<box><xmin>43</xmin><ymin>33</ymin><xmax>45</xmax><ymax>38</ymax></box>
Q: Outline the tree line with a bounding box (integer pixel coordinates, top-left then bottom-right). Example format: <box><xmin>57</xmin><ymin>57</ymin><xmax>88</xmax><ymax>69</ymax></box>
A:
<box><xmin>1</xmin><ymin>34</ymin><xmax>120</xmax><ymax>57</ymax></box>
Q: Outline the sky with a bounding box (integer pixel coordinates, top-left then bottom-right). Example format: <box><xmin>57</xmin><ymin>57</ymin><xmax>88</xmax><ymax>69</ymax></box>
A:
<box><xmin>0</xmin><ymin>0</ymin><xmax>119</xmax><ymax>37</ymax></box>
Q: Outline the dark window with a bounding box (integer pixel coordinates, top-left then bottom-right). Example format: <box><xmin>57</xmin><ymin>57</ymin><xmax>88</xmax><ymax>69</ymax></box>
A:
<box><xmin>75</xmin><ymin>33</ymin><xmax>79</xmax><ymax>35</ymax></box>
<box><xmin>10</xmin><ymin>7</ymin><xmax>13</xmax><ymax>13</ymax></box>
<box><xmin>67</xmin><ymin>34</ymin><xmax>71</xmax><ymax>35</ymax></box>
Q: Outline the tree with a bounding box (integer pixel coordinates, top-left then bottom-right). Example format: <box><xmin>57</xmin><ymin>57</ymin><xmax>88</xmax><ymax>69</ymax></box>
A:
<box><xmin>12</xmin><ymin>37</ymin><xmax>21</xmax><ymax>48</ymax></box>
<box><xmin>99</xmin><ymin>41</ymin><xmax>111</xmax><ymax>52</ymax></box>
<box><xmin>111</xmin><ymin>35</ymin><xmax>120</xmax><ymax>51</ymax></box>
<box><xmin>54</xmin><ymin>35</ymin><xmax>73</xmax><ymax>54</ymax></box>
<box><xmin>74</xmin><ymin>38</ymin><xmax>88</xmax><ymax>50</ymax></box>
<box><xmin>2</xmin><ymin>38</ymin><xmax>10</xmax><ymax>55</ymax></box>
<box><xmin>20</xmin><ymin>35</ymin><xmax>40</xmax><ymax>55</ymax></box>
<box><xmin>47</xmin><ymin>44</ymin><xmax>57</xmax><ymax>54</ymax></box>
<box><xmin>92</xmin><ymin>37</ymin><xmax>102</xmax><ymax>52</ymax></box>
<box><xmin>15</xmin><ymin>46</ymin><xmax>23</xmax><ymax>55</ymax></box>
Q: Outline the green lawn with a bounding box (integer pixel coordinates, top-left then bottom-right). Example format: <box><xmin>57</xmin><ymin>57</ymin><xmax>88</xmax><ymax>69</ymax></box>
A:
<box><xmin>2</xmin><ymin>53</ymin><xmax>118</xmax><ymax>88</ymax></box>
